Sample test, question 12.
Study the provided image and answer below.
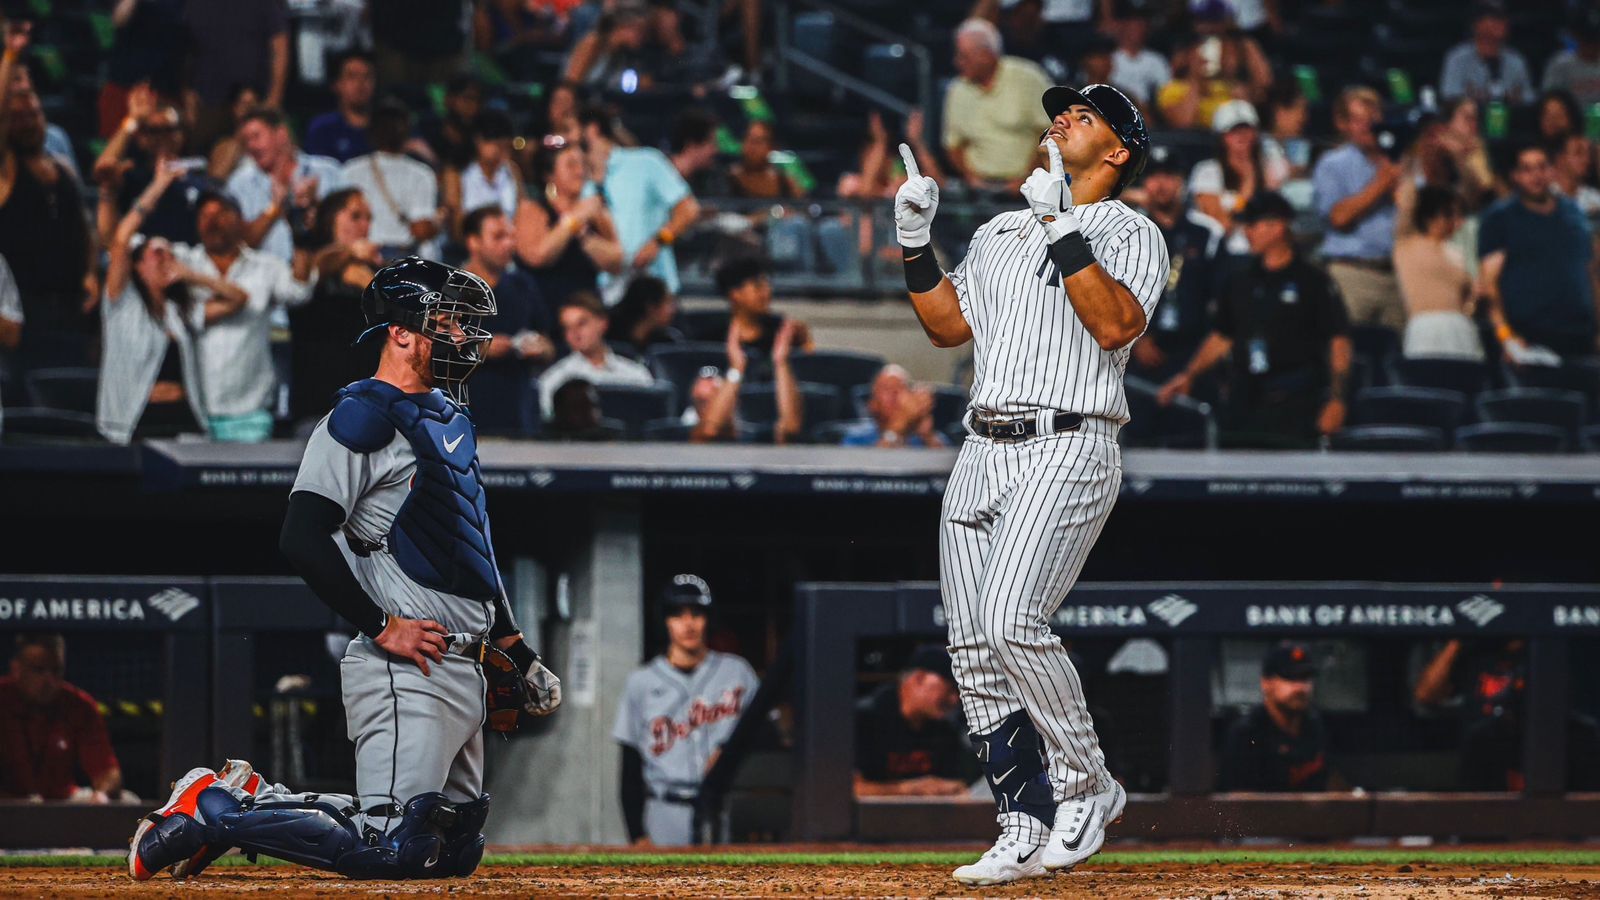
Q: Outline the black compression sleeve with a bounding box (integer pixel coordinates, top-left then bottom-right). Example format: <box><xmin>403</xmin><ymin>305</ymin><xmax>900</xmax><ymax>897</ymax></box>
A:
<box><xmin>902</xmin><ymin>244</ymin><xmax>944</xmax><ymax>293</ymax></box>
<box><xmin>279</xmin><ymin>491</ymin><xmax>387</xmax><ymax>639</ymax></box>
<box><xmin>489</xmin><ymin>588</ymin><xmax>520</xmax><ymax>641</ymax></box>
<box><xmin>620</xmin><ymin>746</ymin><xmax>647</xmax><ymax>841</ymax></box>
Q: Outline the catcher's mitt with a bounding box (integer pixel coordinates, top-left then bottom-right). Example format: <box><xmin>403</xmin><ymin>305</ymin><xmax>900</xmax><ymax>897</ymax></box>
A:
<box><xmin>484</xmin><ymin>644</ymin><xmax>563</xmax><ymax>733</ymax></box>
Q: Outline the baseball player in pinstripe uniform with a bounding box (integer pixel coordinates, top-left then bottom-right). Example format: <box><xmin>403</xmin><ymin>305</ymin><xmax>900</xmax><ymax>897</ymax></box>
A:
<box><xmin>895</xmin><ymin>84</ymin><xmax>1167</xmax><ymax>886</ymax></box>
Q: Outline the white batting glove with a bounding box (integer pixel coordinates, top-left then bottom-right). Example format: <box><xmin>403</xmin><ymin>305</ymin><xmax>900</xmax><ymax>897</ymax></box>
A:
<box><xmin>522</xmin><ymin>659</ymin><xmax>562</xmax><ymax>716</ymax></box>
<box><xmin>893</xmin><ymin>142</ymin><xmax>939</xmax><ymax>246</ymax></box>
<box><xmin>1021</xmin><ymin>138</ymin><xmax>1081</xmax><ymax>243</ymax></box>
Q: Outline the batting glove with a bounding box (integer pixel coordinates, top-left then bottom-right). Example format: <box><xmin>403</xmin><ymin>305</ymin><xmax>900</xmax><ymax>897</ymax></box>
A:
<box><xmin>523</xmin><ymin>658</ymin><xmax>562</xmax><ymax>716</ymax></box>
<box><xmin>1021</xmin><ymin>138</ymin><xmax>1081</xmax><ymax>244</ymax></box>
<box><xmin>893</xmin><ymin>142</ymin><xmax>939</xmax><ymax>247</ymax></box>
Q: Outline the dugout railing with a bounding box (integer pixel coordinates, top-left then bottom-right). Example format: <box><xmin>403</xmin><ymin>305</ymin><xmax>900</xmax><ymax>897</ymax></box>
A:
<box><xmin>791</xmin><ymin>581</ymin><xmax>1600</xmax><ymax>842</ymax></box>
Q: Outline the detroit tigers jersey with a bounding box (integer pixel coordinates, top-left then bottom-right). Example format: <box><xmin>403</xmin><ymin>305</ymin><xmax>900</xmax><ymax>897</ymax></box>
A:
<box><xmin>292</xmin><ymin>415</ymin><xmax>496</xmax><ymax>636</ymax></box>
<box><xmin>949</xmin><ymin>202</ymin><xmax>1169</xmax><ymax>421</ymax></box>
<box><xmin>612</xmin><ymin>652</ymin><xmax>759</xmax><ymax>796</ymax></box>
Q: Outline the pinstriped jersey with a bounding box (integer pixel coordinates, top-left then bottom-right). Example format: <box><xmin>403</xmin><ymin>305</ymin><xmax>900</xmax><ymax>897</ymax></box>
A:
<box><xmin>948</xmin><ymin>202</ymin><xmax>1169</xmax><ymax>422</ymax></box>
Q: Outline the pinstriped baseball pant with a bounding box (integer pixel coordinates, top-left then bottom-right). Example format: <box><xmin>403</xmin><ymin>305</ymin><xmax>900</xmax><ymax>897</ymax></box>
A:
<box><xmin>939</xmin><ymin>418</ymin><xmax>1120</xmax><ymax>803</ymax></box>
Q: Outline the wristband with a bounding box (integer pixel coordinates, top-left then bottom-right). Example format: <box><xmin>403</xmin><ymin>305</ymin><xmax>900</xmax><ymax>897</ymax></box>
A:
<box><xmin>503</xmin><ymin>639</ymin><xmax>539</xmax><ymax>672</ymax></box>
<box><xmin>1045</xmin><ymin>231</ymin><xmax>1096</xmax><ymax>280</ymax></box>
<box><xmin>902</xmin><ymin>244</ymin><xmax>944</xmax><ymax>293</ymax></box>
<box><xmin>656</xmin><ymin>227</ymin><xmax>676</xmax><ymax>246</ymax></box>
<box><xmin>726</xmin><ymin>367</ymin><xmax>743</xmax><ymax>385</ymax></box>
<box><xmin>1495</xmin><ymin>323</ymin><xmax>1514</xmax><ymax>343</ymax></box>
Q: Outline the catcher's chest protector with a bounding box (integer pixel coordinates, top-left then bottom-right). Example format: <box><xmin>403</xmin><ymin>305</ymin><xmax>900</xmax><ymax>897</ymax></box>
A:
<box><xmin>333</xmin><ymin>379</ymin><xmax>500</xmax><ymax>601</ymax></box>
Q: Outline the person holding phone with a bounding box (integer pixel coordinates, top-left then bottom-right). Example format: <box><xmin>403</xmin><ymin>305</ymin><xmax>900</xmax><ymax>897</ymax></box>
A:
<box><xmin>1312</xmin><ymin>86</ymin><xmax>1405</xmax><ymax>334</ymax></box>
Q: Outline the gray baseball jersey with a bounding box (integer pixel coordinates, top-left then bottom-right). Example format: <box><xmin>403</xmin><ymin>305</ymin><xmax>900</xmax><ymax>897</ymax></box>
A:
<box><xmin>938</xmin><ymin>200</ymin><xmax>1165</xmax><ymax>844</ymax></box>
<box><xmin>612</xmin><ymin>652</ymin><xmax>759</xmax><ymax>845</ymax></box>
<box><xmin>949</xmin><ymin>203</ymin><xmax>1168</xmax><ymax>420</ymax></box>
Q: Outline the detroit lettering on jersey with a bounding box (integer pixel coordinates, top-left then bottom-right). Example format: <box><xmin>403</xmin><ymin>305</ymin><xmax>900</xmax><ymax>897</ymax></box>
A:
<box><xmin>649</xmin><ymin>686</ymin><xmax>747</xmax><ymax>756</ymax></box>
<box><xmin>613</xmin><ymin>652</ymin><xmax>760</xmax><ymax>792</ymax></box>
<box><xmin>948</xmin><ymin>202</ymin><xmax>1169</xmax><ymax>421</ymax></box>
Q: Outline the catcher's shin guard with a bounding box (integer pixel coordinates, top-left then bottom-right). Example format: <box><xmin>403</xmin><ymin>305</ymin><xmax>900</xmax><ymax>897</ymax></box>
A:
<box><xmin>972</xmin><ymin>710</ymin><xmax>1057</xmax><ymax>830</ymax></box>
<box><xmin>436</xmin><ymin>793</ymin><xmax>490</xmax><ymax>876</ymax></box>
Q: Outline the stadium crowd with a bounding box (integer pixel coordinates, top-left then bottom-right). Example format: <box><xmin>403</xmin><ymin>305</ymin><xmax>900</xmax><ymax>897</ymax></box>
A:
<box><xmin>0</xmin><ymin>0</ymin><xmax>1596</xmax><ymax>451</ymax></box>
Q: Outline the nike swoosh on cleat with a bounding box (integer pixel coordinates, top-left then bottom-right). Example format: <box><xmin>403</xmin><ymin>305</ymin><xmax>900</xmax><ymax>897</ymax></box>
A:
<box><xmin>1060</xmin><ymin>827</ymin><xmax>1088</xmax><ymax>852</ymax></box>
<box><xmin>1017</xmin><ymin>847</ymin><xmax>1037</xmax><ymax>864</ymax></box>
<box><xmin>444</xmin><ymin>433</ymin><xmax>464</xmax><ymax>453</ymax></box>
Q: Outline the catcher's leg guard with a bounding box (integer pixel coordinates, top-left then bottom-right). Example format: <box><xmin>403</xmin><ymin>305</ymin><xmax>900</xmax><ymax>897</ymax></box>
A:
<box><xmin>199</xmin><ymin>787</ymin><xmax>363</xmax><ymax>873</ymax></box>
<box><xmin>333</xmin><ymin>792</ymin><xmax>458</xmax><ymax>879</ymax></box>
<box><xmin>972</xmin><ymin>710</ymin><xmax>1057</xmax><ymax>830</ymax></box>
<box><xmin>436</xmin><ymin>793</ymin><xmax>490</xmax><ymax>877</ymax></box>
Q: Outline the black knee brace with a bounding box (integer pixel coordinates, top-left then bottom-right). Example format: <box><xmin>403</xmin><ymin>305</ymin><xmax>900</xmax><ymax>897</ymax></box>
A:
<box><xmin>971</xmin><ymin>710</ymin><xmax>1056</xmax><ymax>829</ymax></box>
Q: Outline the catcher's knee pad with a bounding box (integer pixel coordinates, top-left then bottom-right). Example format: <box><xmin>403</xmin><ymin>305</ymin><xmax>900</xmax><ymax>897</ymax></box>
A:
<box><xmin>336</xmin><ymin>792</ymin><xmax>457</xmax><ymax>879</ymax></box>
<box><xmin>972</xmin><ymin>710</ymin><xmax>1056</xmax><ymax>829</ymax></box>
<box><xmin>437</xmin><ymin>793</ymin><xmax>490</xmax><ymax>877</ymax></box>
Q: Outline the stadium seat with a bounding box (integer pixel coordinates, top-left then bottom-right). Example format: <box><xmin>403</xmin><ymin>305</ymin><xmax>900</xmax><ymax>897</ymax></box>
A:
<box><xmin>1347</xmin><ymin>325</ymin><xmax>1400</xmax><ymax>387</ymax></box>
<box><xmin>642</xmin><ymin>418</ymin><xmax>691</xmax><ymax>442</ymax></box>
<box><xmin>675</xmin><ymin>308</ymin><xmax>731</xmax><ymax>342</ymax></box>
<box><xmin>810</xmin><ymin>418</ymin><xmax>873</xmax><ymax>445</ymax></box>
<box><xmin>814</xmin><ymin>218</ymin><xmax>859</xmax><ymax>278</ymax></box>
<box><xmin>1454</xmin><ymin>422</ymin><xmax>1569</xmax><ymax>454</ymax></box>
<box><xmin>1123</xmin><ymin>386</ymin><xmax>1213</xmax><ymax>449</ymax></box>
<box><xmin>1583</xmin><ymin>424</ymin><xmax>1600</xmax><ymax>452</ymax></box>
<box><xmin>737</xmin><ymin>382</ymin><xmax>840</xmax><ymax>434</ymax></box>
<box><xmin>594</xmin><ymin>382</ymin><xmax>677</xmax><ymax>438</ymax></box>
<box><xmin>1503</xmin><ymin>362</ymin><xmax>1600</xmax><ymax>414</ymax></box>
<box><xmin>1</xmin><ymin>407</ymin><xmax>102</xmax><ymax>445</ymax></box>
<box><xmin>766</xmin><ymin>217</ymin><xmax>816</xmax><ymax>273</ymax></box>
<box><xmin>862</xmin><ymin>43</ymin><xmax>916</xmax><ymax>100</ymax></box>
<box><xmin>1351</xmin><ymin>386</ymin><xmax>1467</xmax><ymax>440</ymax></box>
<box><xmin>25</xmin><ymin>367</ymin><xmax>99</xmax><ymax>414</ymax></box>
<box><xmin>930</xmin><ymin>385</ymin><xmax>968</xmax><ymax>432</ymax></box>
<box><xmin>788</xmin><ymin>350</ymin><xmax>886</xmax><ymax>403</ymax></box>
<box><xmin>1475</xmin><ymin>388</ymin><xmax>1587</xmax><ymax>447</ymax></box>
<box><xmin>1388</xmin><ymin>357</ymin><xmax>1489</xmax><ymax>398</ymax></box>
<box><xmin>647</xmin><ymin>343</ymin><xmax>727</xmax><ymax>407</ymax></box>
<box><xmin>1329</xmin><ymin>425</ymin><xmax>1446</xmax><ymax>452</ymax></box>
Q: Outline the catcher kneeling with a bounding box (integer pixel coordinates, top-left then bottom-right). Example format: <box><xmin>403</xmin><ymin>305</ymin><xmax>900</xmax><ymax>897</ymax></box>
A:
<box><xmin>129</xmin><ymin>259</ymin><xmax>561</xmax><ymax>881</ymax></box>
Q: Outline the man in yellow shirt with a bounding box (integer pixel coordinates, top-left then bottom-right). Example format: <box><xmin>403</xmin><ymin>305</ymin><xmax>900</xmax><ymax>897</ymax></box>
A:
<box><xmin>942</xmin><ymin>18</ymin><xmax>1052</xmax><ymax>191</ymax></box>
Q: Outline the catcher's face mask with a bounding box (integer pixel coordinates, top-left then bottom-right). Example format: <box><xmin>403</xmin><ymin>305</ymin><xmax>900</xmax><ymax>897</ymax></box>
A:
<box><xmin>420</xmin><ymin>269</ymin><xmax>496</xmax><ymax>405</ymax></box>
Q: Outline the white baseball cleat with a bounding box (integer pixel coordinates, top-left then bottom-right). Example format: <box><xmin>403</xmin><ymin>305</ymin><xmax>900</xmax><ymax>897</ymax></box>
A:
<box><xmin>951</xmin><ymin>834</ymin><xmax>1049</xmax><ymax>886</ymax></box>
<box><xmin>1042</xmin><ymin>780</ymin><xmax>1125</xmax><ymax>872</ymax></box>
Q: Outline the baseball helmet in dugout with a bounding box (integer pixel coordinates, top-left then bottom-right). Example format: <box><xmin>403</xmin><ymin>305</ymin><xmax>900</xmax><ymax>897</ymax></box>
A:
<box><xmin>357</xmin><ymin>256</ymin><xmax>497</xmax><ymax>404</ymax></box>
<box><xmin>1041</xmin><ymin>83</ymin><xmax>1151</xmax><ymax>198</ymax></box>
<box><xmin>660</xmin><ymin>573</ymin><xmax>714</xmax><ymax>619</ymax></box>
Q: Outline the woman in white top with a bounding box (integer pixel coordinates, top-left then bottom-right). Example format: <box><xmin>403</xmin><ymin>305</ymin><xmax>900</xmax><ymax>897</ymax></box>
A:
<box><xmin>1393</xmin><ymin>186</ymin><xmax>1484</xmax><ymax>361</ymax></box>
<box><xmin>97</xmin><ymin>164</ymin><xmax>248</xmax><ymax>444</ymax></box>
<box><xmin>445</xmin><ymin>109</ymin><xmax>524</xmax><ymax>237</ymax></box>
<box><xmin>1188</xmin><ymin>99</ymin><xmax>1288</xmax><ymax>254</ymax></box>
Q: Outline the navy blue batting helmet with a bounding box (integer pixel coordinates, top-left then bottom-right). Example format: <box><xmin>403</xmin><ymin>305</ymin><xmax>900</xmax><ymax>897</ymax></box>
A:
<box><xmin>1041</xmin><ymin>83</ymin><xmax>1151</xmax><ymax>198</ymax></box>
<box><xmin>358</xmin><ymin>257</ymin><xmax>497</xmax><ymax>404</ymax></box>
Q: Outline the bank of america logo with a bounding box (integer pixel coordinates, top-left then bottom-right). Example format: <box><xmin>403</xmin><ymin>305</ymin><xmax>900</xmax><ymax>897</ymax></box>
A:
<box><xmin>1456</xmin><ymin>594</ymin><xmax>1505</xmax><ymax>628</ymax></box>
<box><xmin>147</xmin><ymin>588</ymin><xmax>200</xmax><ymax>622</ymax></box>
<box><xmin>1147</xmin><ymin>594</ymin><xmax>1197</xmax><ymax>628</ymax></box>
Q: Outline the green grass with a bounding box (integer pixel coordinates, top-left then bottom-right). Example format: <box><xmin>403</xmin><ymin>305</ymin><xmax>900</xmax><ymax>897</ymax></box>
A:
<box><xmin>7</xmin><ymin>849</ymin><xmax>1600</xmax><ymax>869</ymax></box>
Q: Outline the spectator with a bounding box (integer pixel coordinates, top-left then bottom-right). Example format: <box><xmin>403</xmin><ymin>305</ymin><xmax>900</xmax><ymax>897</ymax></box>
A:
<box><xmin>1542</xmin><ymin>8</ymin><xmax>1600</xmax><ymax>107</ymax></box>
<box><xmin>1400</xmin><ymin>100</ymin><xmax>1495</xmax><ymax>215</ymax></box>
<box><xmin>1074</xmin><ymin>32</ymin><xmax>1116</xmax><ymax>88</ymax></box>
<box><xmin>1414</xmin><ymin>639</ymin><xmax>1600</xmax><ymax>792</ymax></box>
<box><xmin>1155</xmin><ymin>23</ymin><xmax>1272</xmax><ymax>130</ymax></box>
<box><xmin>205</xmin><ymin>84</ymin><xmax>263</xmax><ymax>181</ymax></box>
<box><xmin>1551</xmin><ymin>133</ymin><xmax>1600</xmax><ymax>217</ymax></box>
<box><xmin>579</xmin><ymin>104</ymin><xmax>699</xmax><ymax>295</ymax></box>
<box><xmin>728</xmin><ymin>120</ymin><xmax>805</xmax><ymax>199</ymax></box>
<box><xmin>1394</xmin><ymin>186</ymin><xmax>1483</xmax><ymax>361</ymax></box>
<box><xmin>608</xmin><ymin>275</ymin><xmax>683</xmax><ymax>358</ymax></box>
<box><xmin>417</xmin><ymin>73</ymin><xmax>483</xmax><ymax>171</ymax></box>
<box><xmin>942</xmin><ymin>18</ymin><xmax>1052</xmax><ymax>191</ymax></box>
<box><xmin>100</xmin><ymin>0</ymin><xmax>187</xmax><ymax>137</ymax></box>
<box><xmin>1131</xmin><ymin>148</ymin><xmax>1226</xmax><ymax>381</ymax></box>
<box><xmin>226</xmin><ymin>107</ymin><xmax>342</xmax><ymax>266</ymax></box>
<box><xmin>0</xmin><ymin>25</ymin><xmax>96</xmax><ymax>372</ymax></box>
<box><xmin>370</xmin><ymin>0</ymin><xmax>469</xmax><ymax>87</ymax></box>
<box><xmin>0</xmin><ymin>634</ymin><xmax>123</xmax><ymax>802</ymax></box>
<box><xmin>98</xmin><ymin>165</ymin><xmax>248</xmax><ymax>443</ymax></box>
<box><xmin>668</xmin><ymin>108</ymin><xmax>727</xmax><ymax>197</ymax></box>
<box><xmin>474</xmin><ymin>0</ymin><xmax>584</xmax><ymax>81</ymax></box>
<box><xmin>1109</xmin><ymin>9</ymin><xmax>1170</xmax><ymax>107</ymax></box>
<box><xmin>459</xmin><ymin>205</ymin><xmax>555</xmax><ymax>436</ymax></box>
<box><xmin>1158</xmin><ymin>192</ymin><xmax>1352</xmax><ymax>449</ymax></box>
<box><xmin>1188</xmin><ymin>100</ymin><xmax>1288</xmax><ymax>249</ymax></box>
<box><xmin>682</xmin><ymin>365</ymin><xmax>739</xmax><ymax>444</ymax></box>
<box><xmin>1217</xmin><ymin>642</ymin><xmax>1330</xmax><ymax>792</ymax></box>
<box><xmin>1206</xmin><ymin>0</ymin><xmax>1284</xmax><ymax>42</ymax></box>
<box><xmin>182</xmin><ymin>0</ymin><xmax>288</xmax><ymax>147</ymax></box>
<box><xmin>541</xmin><ymin>80</ymin><xmax>581</xmax><ymax>145</ymax></box>
<box><xmin>302</xmin><ymin>51</ymin><xmax>376</xmax><ymax>164</ymax></box>
<box><xmin>1261</xmin><ymin>80</ymin><xmax>1312</xmax><ymax>180</ymax></box>
<box><xmin>840</xmin><ymin>110</ymin><xmax>945</xmax><ymax>201</ymax></box>
<box><xmin>515</xmin><ymin>135</ymin><xmax>622</xmax><ymax>308</ymax></box>
<box><xmin>178</xmin><ymin>190</ymin><xmax>309</xmax><ymax>442</ymax></box>
<box><xmin>563</xmin><ymin>0</ymin><xmax>651</xmax><ymax>91</ymax></box>
<box><xmin>444</xmin><ymin>110</ymin><xmax>522</xmax><ymax>239</ymax></box>
<box><xmin>0</xmin><ymin>254</ymin><xmax>20</xmax><ymax>356</ymax></box>
<box><xmin>1313</xmin><ymin>86</ymin><xmax>1404</xmax><ymax>334</ymax></box>
<box><xmin>1478</xmin><ymin>143</ymin><xmax>1599</xmax><ymax>361</ymax></box>
<box><xmin>973</xmin><ymin>0</ymin><xmax>1070</xmax><ymax>81</ymax></box>
<box><xmin>1440</xmin><ymin>2</ymin><xmax>1532</xmax><ymax>106</ymax></box>
<box><xmin>840</xmin><ymin>364</ymin><xmax>948</xmax><ymax>448</ymax></box>
<box><xmin>287</xmin><ymin>188</ymin><xmax>383</xmax><ymax>423</ymax></box>
<box><xmin>339</xmin><ymin>99</ymin><xmax>441</xmax><ymax>259</ymax></box>
<box><xmin>715</xmin><ymin>256</ymin><xmax>813</xmax><ymax>385</ymax></box>
<box><xmin>92</xmin><ymin>85</ymin><xmax>208</xmax><ymax>247</ymax></box>
<box><xmin>539</xmin><ymin>290</ymin><xmax>654</xmax><ymax>419</ymax></box>
<box><xmin>543</xmin><ymin>378</ymin><xmax>622</xmax><ymax>440</ymax></box>
<box><xmin>853</xmin><ymin>645</ymin><xmax>970</xmax><ymax>798</ymax></box>
<box><xmin>1536</xmin><ymin>89</ymin><xmax>1582</xmax><ymax>146</ymax></box>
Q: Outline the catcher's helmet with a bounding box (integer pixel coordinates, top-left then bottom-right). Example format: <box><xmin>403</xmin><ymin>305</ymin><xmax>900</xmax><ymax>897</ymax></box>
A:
<box><xmin>1041</xmin><ymin>83</ymin><xmax>1150</xmax><ymax>198</ymax></box>
<box><xmin>660</xmin><ymin>573</ymin><xmax>713</xmax><ymax>617</ymax></box>
<box><xmin>357</xmin><ymin>257</ymin><xmax>497</xmax><ymax>404</ymax></box>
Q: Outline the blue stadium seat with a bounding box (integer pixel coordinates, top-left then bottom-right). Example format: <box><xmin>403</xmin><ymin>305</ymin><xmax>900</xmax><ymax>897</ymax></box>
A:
<box><xmin>1352</xmin><ymin>386</ymin><xmax>1467</xmax><ymax>441</ymax></box>
<box><xmin>1</xmin><ymin>407</ymin><xmax>102</xmax><ymax>444</ymax></box>
<box><xmin>811</xmin><ymin>418</ymin><xmax>873</xmax><ymax>446</ymax></box>
<box><xmin>788</xmin><ymin>350</ymin><xmax>886</xmax><ymax>404</ymax></box>
<box><xmin>930</xmin><ymin>385</ymin><xmax>968</xmax><ymax>432</ymax></box>
<box><xmin>594</xmin><ymin>382</ymin><xmax>677</xmax><ymax>438</ymax></box>
<box><xmin>790</xmin><ymin>12</ymin><xmax>841</xmax><ymax>99</ymax></box>
<box><xmin>1329</xmin><ymin>425</ymin><xmax>1446</xmax><ymax>452</ymax></box>
<box><xmin>675</xmin><ymin>308</ymin><xmax>731</xmax><ymax>343</ymax></box>
<box><xmin>766</xmin><ymin>217</ymin><xmax>816</xmax><ymax>274</ymax></box>
<box><xmin>862</xmin><ymin>43</ymin><xmax>916</xmax><ymax>100</ymax></box>
<box><xmin>1475</xmin><ymin>388</ymin><xmax>1587</xmax><ymax>448</ymax></box>
<box><xmin>814</xmin><ymin>218</ymin><xmax>859</xmax><ymax>278</ymax></box>
<box><xmin>1454</xmin><ymin>422</ymin><xmax>1568</xmax><ymax>454</ymax></box>
<box><xmin>1583</xmin><ymin>424</ymin><xmax>1600</xmax><ymax>452</ymax></box>
<box><xmin>25</xmin><ymin>367</ymin><xmax>99</xmax><ymax>414</ymax></box>
<box><xmin>647</xmin><ymin>342</ymin><xmax>727</xmax><ymax>408</ymax></box>
<box><xmin>1123</xmin><ymin>387</ymin><xmax>1213</xmax><ymax>449</ymax></box>
<box><xmin>737</xmin><ymin>382</ymin><xmax>840</xmax><ymax>436</ymax></box>
<box><xmin>1348</xmin><ymin>325</ymin><xmax>1400</xmax><ymax>387</ymax></box>
<box><xmin>1502</xmin><ymin>362</ymin><xmax>1600</xmax><ymax>415</ymax></box>
<box><xmin>1389</xmin><ymin>357</ymin><xmax>1489</xmax><ymax>397</ymax></box>
<box><xmin>642</xmin><ymin>418</ymin><xmax>691</xmax><ymax>442</ymax></box>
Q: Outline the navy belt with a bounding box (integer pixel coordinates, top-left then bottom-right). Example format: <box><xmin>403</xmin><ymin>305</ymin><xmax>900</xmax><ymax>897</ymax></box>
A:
<box><xmin>971</xmin><ymin>410</ymin><xmax>1084</xmax><ymax>442</ymax></box>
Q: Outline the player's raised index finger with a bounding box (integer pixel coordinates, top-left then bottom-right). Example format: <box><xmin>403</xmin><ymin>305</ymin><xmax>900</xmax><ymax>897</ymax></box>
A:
<box><xmin>898</xmin><ymin>143</ymin><xmax>921</xmax><ymax>181</ymax></box>
<box><xmin>1045</xmin><ymin>138</ymin><xmax>1063</xmax><ymax>177</ymax></box>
